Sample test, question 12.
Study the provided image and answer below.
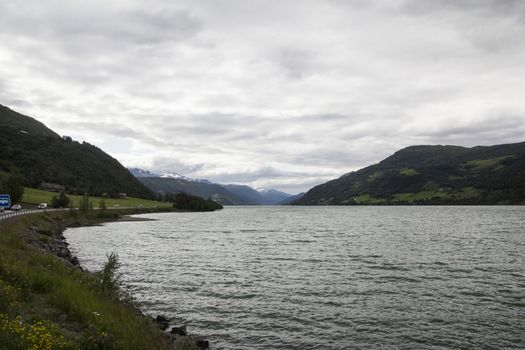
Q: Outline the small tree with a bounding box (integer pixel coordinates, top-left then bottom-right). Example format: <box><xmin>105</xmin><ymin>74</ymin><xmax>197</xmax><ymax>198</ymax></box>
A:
<box><xmin>96</xmin><ymin>199</ymin><xmax>107</xmax><ymax>218</ymax></box>
<box><xmin>68</xmin><ymin>200</ymin><xmax>78</xmax><ymax>217</ymax></box>
<box><xmin>51</xmin><ymin>190</ymin><xmax>70</xmax><ymax>208</ymax></box>
<box><xmin>96</xmin><ymin>253</ymin><xmax>133</xmax><ymax>305</ymax></box>
<box><xmin>0</xmin><ymin>170</ymin><xmax>24</xmax><ymax>204</ymax></box>
<box><xmin>79</xmin><ymin>195</ymin><xmax>90</xmax><ymax>215</ymax></box>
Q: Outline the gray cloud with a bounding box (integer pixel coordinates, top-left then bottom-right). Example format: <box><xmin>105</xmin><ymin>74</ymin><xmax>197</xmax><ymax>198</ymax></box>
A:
<box><xmin>0</xmin><ymin>2</ymin><xmax>203</xmax><ymax>44</ymax></box>
<box><xmin>1</xmin><ymin>0</ymin><xmax>525</xmax><ymax>193</ymax></box>
<box><xmin>401</xmin><ymin>0</ymin><xmax>525</xmax><ymax>20</ymax></box>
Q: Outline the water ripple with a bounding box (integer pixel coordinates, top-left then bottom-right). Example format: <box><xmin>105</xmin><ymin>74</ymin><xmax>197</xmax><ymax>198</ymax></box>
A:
<box><xmin>65</xmin><ymin>206</ymin><xmax>525</xmax><ymax>349</ymax></box>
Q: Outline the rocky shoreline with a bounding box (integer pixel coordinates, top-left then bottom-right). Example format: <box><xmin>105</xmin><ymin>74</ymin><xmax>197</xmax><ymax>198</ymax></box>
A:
<box><xmin>21</xmin><ymin>220</ymin><xmax>81</xmax><ymax>267</ymax></box>
<box><xmin>20</xmin><ymin>214</ymin><xmax>210</xmax><ymax>350</ymax></box>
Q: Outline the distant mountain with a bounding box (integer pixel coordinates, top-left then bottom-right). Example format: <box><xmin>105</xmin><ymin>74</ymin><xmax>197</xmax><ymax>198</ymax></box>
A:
<box><xmin>159</xmin><ymin>172</ymin><xmax>211</xmax><ymax>183</ymax></box>
<box><xmin>136</xmin><ymin>176</ymin><xmax>245</xmax><ymax>205</ymax></box>
<box><xmin>222</xmin><ymin>185</ymin><xmax>291</xmax><ymax>204</ymax></box>
<box><xmin>129</xmin><ymin>168</ymin><xmax>160</xmax><ymax>178</ymax></box>
<box><xmin>280</xmin><ymin>192</ymin><xmax>305</xmax><ymax>204</ymax></box>
<box><xmin>0</xmin><ymin>104</ymin><xmax>154</xmax><ymax>198</ymax></box>
<box><xmin>258</xmin><ymin>188</ymin><xmax>292</xmax><ymax>204</ymax></box>
<box><xmin>131</xmin><ymin>168</ymin><xmax>292</xmax><ymax>205</ymax></box>
<box><xmin>224</xmin><ymin>184</ymin><xmax>266</xmax><ymax>204</ymax></box>
<box><xmin>130</xmin><ymin>168</ymin><xmax>211</xmax><ymax>183</ymax></box>
<box><xmin>295</xmin><ymin>142</ymin><xmax>525</xmax><ymax>205</ymax></box>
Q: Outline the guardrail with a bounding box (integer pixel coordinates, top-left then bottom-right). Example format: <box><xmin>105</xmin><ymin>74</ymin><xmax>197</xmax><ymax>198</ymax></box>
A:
<box><xmin>0</xmin><ymin>206</ymin><xmax>152</xmax><ymax>223</ymax></box>
<box><xmin>0</xmin><ymin>208</ymin><xmax>64</xmax><ymax>222</ymax></box>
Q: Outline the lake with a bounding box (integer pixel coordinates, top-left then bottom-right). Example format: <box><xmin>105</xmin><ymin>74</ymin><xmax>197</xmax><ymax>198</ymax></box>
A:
<box><xmin>64</xmin><ymin>206</ymin><xmax>525</xmax><ymax>349</ymax></box>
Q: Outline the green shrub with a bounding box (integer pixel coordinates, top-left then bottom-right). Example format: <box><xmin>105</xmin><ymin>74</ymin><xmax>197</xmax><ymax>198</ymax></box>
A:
<box><xmin>51</xmin><ymin>190</ymin><xmax>70</xmax><ymax>208</ymax></box>
<box><xmin>95</xmin><ymin>253</ymin><xmax>134</xmax><ymax>306</ymax></box>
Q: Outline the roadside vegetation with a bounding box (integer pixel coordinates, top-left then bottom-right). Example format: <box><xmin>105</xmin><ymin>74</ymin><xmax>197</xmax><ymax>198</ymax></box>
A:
<box><xmin>0</xmin><ymin>171</ymin><xmax>25</xmax><ymax>204</ymax></box>
<box><xmin>0</xmin><ymin>211</ymin><xmax>172</xmax><ymax>349</ymax></box>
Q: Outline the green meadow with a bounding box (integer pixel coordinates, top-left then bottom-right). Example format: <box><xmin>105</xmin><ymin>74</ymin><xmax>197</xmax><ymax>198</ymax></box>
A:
<box><xmin>22</xmin><ymin>187</ymin><xmax>171</xmax><ymax>209</ymax></box>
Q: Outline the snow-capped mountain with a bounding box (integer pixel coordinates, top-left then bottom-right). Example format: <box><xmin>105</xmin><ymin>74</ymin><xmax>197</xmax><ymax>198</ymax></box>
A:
<box><xmin>128</xmin><ymin>168</ymin><xmax>160</xmax><ymax>177</ymax></box>
<box><xmin>129</xmin><ymin>167</ymin><xmax>294</xmax><ymax>205</ymax></box>
<box><xmin>129</xmin><ymin>168</ymin><xmax>210</xmax><ymax>183</ymax></box>
<box><xmin>159</xmin><ymin>172</ymin><xmax>192</xmax><ymax>180</ymax></box>
<box><xmin>159</xmin><ymin>172</ymin><xmax>211</xmax><ymax>184</ymax></box>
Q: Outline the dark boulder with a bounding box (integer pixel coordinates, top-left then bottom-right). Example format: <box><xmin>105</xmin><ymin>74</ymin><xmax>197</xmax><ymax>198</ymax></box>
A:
<box><xmin>70</xmin><ymin>256</ymin><xmax>79</xmax><ymax>265</ymax></box>
<box><xmin>170</xmin><ymin>325</ymin><xmax>187</xmax><ymax>336</ymax></box>
<box><xmin>196</xmin><ymin>337</ymin><xmax>210</xmax><ymax>349</ymax></box>
<box><xmin>58</xmin><ymin>247</ymin><xmax>70</xmax><ymax>258</ymax></box>
<box><xmin>154</xmin><ymin>315</ymin><xmax>170</xmax><ymax>331</ymax></box>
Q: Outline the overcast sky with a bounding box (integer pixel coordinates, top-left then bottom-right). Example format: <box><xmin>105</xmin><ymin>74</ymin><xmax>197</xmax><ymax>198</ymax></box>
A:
<box><xmin>1</xmin><ymin>0</ymin><xmax>525</xmax><ymax>193</ymax></box>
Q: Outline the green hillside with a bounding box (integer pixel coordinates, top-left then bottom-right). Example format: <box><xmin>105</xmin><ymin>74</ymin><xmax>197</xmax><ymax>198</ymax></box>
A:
<box><xmin>0</xmin><ymin>105</ymin><xmax>154</xmax><ymax>199</ymax></box>
<box><xmin>296</xmin><ymin>142</ymin><xmax>525</xmax><ymax>205</ymax></box>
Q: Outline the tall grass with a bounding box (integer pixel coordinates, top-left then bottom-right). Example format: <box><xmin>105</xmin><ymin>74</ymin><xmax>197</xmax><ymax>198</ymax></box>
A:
<box><xmin>0</xmin><ymin>212</ymin><xmax>171</xmax><ymax>350</ymax></box>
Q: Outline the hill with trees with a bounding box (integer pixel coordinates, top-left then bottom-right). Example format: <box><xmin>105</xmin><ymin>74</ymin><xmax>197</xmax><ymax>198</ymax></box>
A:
<box><xmin>295</xmin><ymin>142</ymin><xmax>525</xmax><ymax>205</ymax></box>
<box><xmin>0</xmin><ymin>104</ymin><xmax>154</xmax><ymax>199</ymax></box>
<box><xmin>172</xmin><ymin>192</ymin><xmax>223</xmax><ymax>211</ymax></box>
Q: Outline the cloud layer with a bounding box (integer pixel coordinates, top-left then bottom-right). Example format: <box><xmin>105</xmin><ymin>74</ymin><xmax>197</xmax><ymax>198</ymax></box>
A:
<box><xmin>1</xmin><ymin>0</ymin><xmax>524</xmax><ymax>193</ymax></box>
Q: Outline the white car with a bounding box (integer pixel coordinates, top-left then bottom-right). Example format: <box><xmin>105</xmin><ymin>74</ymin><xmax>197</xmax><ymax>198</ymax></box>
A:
<box><xmin>11</xmin><ymin>204</ymin><xmax>21</xmax><ymax>211</ymax></box>
<box><xmin>38</xmin><ymin>203</ymin><xmax>48</xmax><ymax>209</ymax></box>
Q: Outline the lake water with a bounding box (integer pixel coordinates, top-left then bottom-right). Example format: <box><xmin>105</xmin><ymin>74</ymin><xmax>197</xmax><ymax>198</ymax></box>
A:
<box><xmin>64</xmin><ymin>206</ymin><xmax>525</xmax><ymax>349</ymax></box>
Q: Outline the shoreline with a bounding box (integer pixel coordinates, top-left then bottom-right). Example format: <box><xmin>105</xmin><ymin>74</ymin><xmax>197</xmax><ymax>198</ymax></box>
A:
<box><xmin>1</xmin><ymin>209</ymin><xmax>209</xmax><ymax>349</ymax></box>
<box><xmin>117</xmin><ymin>215</ymin><xmax>158</xmax><ymax>222</ymax></box>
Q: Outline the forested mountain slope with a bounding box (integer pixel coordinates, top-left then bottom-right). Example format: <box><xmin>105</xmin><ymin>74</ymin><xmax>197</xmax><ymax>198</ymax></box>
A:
<box><xmin>0</xmin><ymin>104</ymin><xmax>154</xmax><ymax>198</ymax></box>
<box><xmin>296</xmin><ymin>142</ymin><xmax>525</xmax><ymax>205</ymax></box>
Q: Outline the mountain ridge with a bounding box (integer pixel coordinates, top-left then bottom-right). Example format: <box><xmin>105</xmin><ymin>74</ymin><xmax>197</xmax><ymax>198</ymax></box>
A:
<box><xmin>130</xmin><ymin>168</ymin><xmax>294</xmax><ymax>205</ymax></box>
<box><xmin>0</xmin><ymin>104</ymin><xmax>154</xmax><ymax>198</ymax></box>
<box><xmin>295</xmin><ymin>141</ymin><xmax>525</xmax><ymax>205</ymax></box>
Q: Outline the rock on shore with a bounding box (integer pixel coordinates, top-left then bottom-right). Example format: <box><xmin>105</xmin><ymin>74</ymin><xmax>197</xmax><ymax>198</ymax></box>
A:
<box><xmin>22</xmin><ymin>222</ymin><xmax>81</xmax><ymax>266</ymax></box>
<box><xmin>154</xmin><ymin>316</ymin><xmax>210</xmax><ymax>349</ymax></box>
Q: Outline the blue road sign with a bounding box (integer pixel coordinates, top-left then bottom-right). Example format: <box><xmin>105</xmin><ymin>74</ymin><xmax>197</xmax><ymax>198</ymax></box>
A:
<box><xmin>0</xmin><ymin>194</ymin><xmax>11</xmax><ymax>208</ymax></box>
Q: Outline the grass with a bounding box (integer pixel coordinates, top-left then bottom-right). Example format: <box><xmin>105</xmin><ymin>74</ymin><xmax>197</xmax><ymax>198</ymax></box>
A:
<box><xmin>393</xmin><ymin>187</ymin><xmax>481</xmax><ymax>202</ymax></box>
<box><xmin>352</xmin><ymin>194</ymin><xmax>387</xmax><ymax>204</ymax></box>
<box><xmin>22</xmin><ymin>187</ymin><xmax>170</xmax><ymax>209</ymax></box>
<box><xmin>455</xmin><ymin>186</ymin><xmax>481</xmax><ymax>198</ymax></box>
<box><xmin>347</xmin><ymin>186</ymin><xmax>483</xmax><ymax>205</ymax></box>
<box><xmin>366</xmin><ymin>172</ymin><xmax>382</xmax><ymax>182</ymax></box>
<box><xmin>398</xmin><ymin>168</ymin><xmax>419</xmax><ymax>176</ymax></box>
<box><xmin>393</xmin><ymin>191</ymin><xmax>448</xmax><ymax>202</ymax></box>
<box><xmin>0</xmin><ymin>212</ymin><xmax>172</xmax><ymax>350</ymax></box>
<box><xmin>465</xmin><ymin>155</ymin><xmax>515</xmax><ymax>171</ymax></box>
